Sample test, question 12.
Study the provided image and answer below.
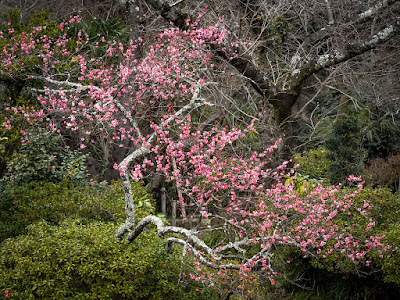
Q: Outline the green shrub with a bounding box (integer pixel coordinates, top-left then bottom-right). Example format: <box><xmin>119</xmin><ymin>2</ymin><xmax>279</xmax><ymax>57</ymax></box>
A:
<box><xmin>293</xmin><ymin>147</ymin><xmax>331</xmax><ymax>181</ymax></box>
<box><xmin>0</xmin><ymin>181</ymin><xmax>123</xmax><ymax>242</ymax></box>
<box><xmin>379</xmin><ymin>224</ymin><xmax>400</xmax><ymax>285</ymax></box>
<box><xmin>352</xmin><ymin>187</ymin><xmax>400</xmax><ymax>229</ymax></box>
<box><xmin>307</xmin><ymin>187</ymin><xmax>400</xmax><ymax>273</ymax></box>
<box><xmin>0</xmin><ymin>219</ymin><xmax>218</xmax><ymax>299</ymax></box>
<box><xmin>0</xmin><ymin>180</ymin><xmax>155</xmax><ymax>242</ymax></box>
<box><xmin>1</xmin><ymin>128</ymin><xmax>88</xmax><ymax>186</ymax></box>
<box><xmin>0</xmin><ymin>176</ymin><xmax>155</xmax><ymax>242</ymax></box>
<box><xmin>361</xmin><ymin>188</ymin><xmax>400</xmax><ymax>286</ymax></box>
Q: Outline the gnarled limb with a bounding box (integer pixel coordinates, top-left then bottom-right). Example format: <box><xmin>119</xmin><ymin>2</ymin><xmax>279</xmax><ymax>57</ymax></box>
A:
<box><xmin>301</xmin><ymin>17</ymin><xmax>400</xmax><ymax>79</ymax></box>
<box><xmin>126</xmin><ymin>215</ymin><xmax>252</xmax><ymax>270</ymax></box>
<box><xmin>115</xmin><ymin>83</ymin><xmax>215</xmax><ymax>237</ymax></box>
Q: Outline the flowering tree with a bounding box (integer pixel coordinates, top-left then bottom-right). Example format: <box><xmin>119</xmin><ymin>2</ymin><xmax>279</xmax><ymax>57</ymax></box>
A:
<box><xmin>128</xmin><ymin>130</ymin><xmax>392</xmax><ymax>285</ymax></box>
<box><xmin>0</xmin><ymin>11</ymin><xmax>394</xmax><ymax>287</ymax></box>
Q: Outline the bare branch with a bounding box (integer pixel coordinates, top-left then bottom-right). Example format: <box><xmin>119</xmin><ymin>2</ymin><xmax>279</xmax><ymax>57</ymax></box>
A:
<box><xmin>303</xmin><ymin>0</ymin><xmax>399</xmax><ymax>46</ymax></box>
<box><xmin>127</xmin><ymin>215</ymin><xmax>244</xmax><ymax>270</ymax></box>
<box><xmin>166</xmin><ymin>237</ymin><xmax>241</xmax><ymax>270</ymax></box>
<box><xmin>324</xmin><ymin>0</ymin><xmax>335</xmax><ymax>25</ymax></box>
<box><xmin>300</xmin><ymin>17</ymin><xmax>400</xmax><ymax>80</ymax></box>
<box><xmin>358</xmin><ymin>0</ymin><xmax>399</xmax><ymax>22</ymax></box>
<box><xmin>29</xmin><ymin>75</ymin><xmax>143</xmax><ymax>135</ymax></box>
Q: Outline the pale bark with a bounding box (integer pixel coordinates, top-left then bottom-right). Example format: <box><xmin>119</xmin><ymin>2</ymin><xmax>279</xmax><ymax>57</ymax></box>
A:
<box><xmin>324</xmin><ymin>0</ymin><xmax>335</xmax><ymax>25</ymax></box>
<box><xmin>126</xmin><ymin>215</ymin><xmax>246</xmax><ymax>270</ymax></box>
<box><xmin>133</xmin><ymin>0</ymin><xmax>400</xmax><ymax>129</ymax></box>
<box><xmin>126</xmin><ymin>215</ymin><xmax>309</xmax><ymax>272</ymax></box>
<box><xmin>358</xmin><ymin>0</ymin><xmax>399</xmax><ymax>22</ymax></box>
<box><xmin>171</xmin><ymin>199</ymin><xmax>177</xmax><ymax>226</ymax></box>
<box><xmin>115</xmin><ymin>83</ymin><xmax>214</xmax><ymax>237</ymax></box>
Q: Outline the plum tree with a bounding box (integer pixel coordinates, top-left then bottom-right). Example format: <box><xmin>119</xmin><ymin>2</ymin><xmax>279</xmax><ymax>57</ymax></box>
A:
<box><xmin>0</xmin><ymin>8</ymin><xmax>395</xmax><ymax>289</ymax></box>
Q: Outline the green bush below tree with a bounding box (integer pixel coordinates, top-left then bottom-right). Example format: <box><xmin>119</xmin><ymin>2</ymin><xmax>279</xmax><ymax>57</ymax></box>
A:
<box><xmin>0</xmin><ymin>219</ymin><xmax>218</xmax><ymax>299</ymax></box>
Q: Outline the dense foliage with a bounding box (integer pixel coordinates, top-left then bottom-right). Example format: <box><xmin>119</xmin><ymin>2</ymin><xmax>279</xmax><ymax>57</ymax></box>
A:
<box><xmin>325</xmin><ymin>113</ymin><xmax>365</xmax><ymax>184</ymax></box>
<box><xmin>1</xmin><ymin>128</ymin><xmax>88</xmax><ymax>186</ymax></box>
<box><xmin>0</xmin><ymin>219</ymin><xmax>218</xmax><ymax>299</ymax></box>
<box><xmin>0</xmin><ymin>177</ymin><xmax>219</xmax><ymax>299</ymax></box>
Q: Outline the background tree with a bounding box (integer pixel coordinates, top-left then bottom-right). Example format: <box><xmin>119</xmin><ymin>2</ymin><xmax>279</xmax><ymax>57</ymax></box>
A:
<box><xmin>325</xmin><ymin>111</ymin><xmax>365</xmax><ymax>184</ymax></box>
